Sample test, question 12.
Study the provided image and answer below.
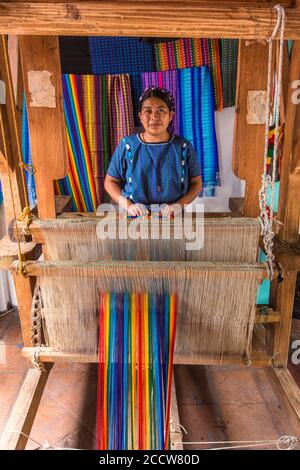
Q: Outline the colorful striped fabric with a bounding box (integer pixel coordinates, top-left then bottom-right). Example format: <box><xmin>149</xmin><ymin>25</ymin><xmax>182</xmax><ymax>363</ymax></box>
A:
<box><xmin>142</xmin><ymin>67</ymin><xmax>220</xmax><ymax>196</ymax></box>
<box><xmin>266</xmin><ymin>125</ymin><xmax>284</xmax><ymax>182</ymax></box>
<box><xmin>77</xmin><ymin>74</ymin><xmax>135</xmax><ymax>204</ymax></box>
<box><xmin>220</xmin><ymin>39</ymin><xmax>239</xmax><ymax>108</ymax></box>
<box><xmin>57</xmin><ymin>74</ymin><xmax>98</xmax><ymax>212</ymax></box>
<box><xmin>97</xmin><ymin>291</ymin><xmax>177</xmax><ymax>450</ymax></box>
<box><xmin>155</xmin><ymin>38</ymin><xmax>223</xmax><ymax>111</ymax></box>
<box><xmin>21</xmin><ymin>95</ymin><xmax>36</xmax><ymax>208</ymax></box>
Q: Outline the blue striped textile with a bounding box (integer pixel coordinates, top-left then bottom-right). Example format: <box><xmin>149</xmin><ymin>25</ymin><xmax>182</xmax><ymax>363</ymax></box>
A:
<box><xmin>22</xmin><ymin>95</ymin><xmax>36</xmax><ymax>208</ymax></box>
<box><xmin>142</xmin><ymin>66</ymin><xmax>220</xmax><ymax>196</ymax></box>
<box><xmin>88</xmin><ymin>37</ymin><xmax>154</xmax><ymax>125</ymax></box>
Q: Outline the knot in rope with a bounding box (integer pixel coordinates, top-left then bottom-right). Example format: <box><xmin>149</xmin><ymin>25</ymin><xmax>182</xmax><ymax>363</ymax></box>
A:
<box><xmin>17</xmin><ymin>205</ymin><xmax>34</xmax><ymax>236</ymax></box>
<box><xmin>19</xmin><ymin>161</ymin><xmax>36</xmax><ymax>175</ymax></box>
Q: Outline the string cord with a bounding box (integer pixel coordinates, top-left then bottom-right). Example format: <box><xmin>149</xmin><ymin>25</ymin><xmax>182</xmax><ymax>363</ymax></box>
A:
<box><xmin>258</xmin><ymin>4</ymin><xmax>286</xmax><ymax>280</ymax></box>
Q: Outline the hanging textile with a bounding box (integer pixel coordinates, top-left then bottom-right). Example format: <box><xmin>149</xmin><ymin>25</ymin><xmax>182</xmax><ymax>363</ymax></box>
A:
<box><xmin>154</xmin><ymin>38</ymin><xmax>223</xmax><ymax>111</ymax></box>
<box><xmin>78</xmin><ymin>74</ymin><xmax>135</xmax><ymax>204</ymax></box>
<box><xmin>89</xmin><ymin>37</ymin><xmax>154</xmax><ymax>124</ymax></box>
<box><xmin>21</xmin><ymin>95</ymin><xmax>36</xmax><ymax>208</ymax></box>
<box><xmin>220</xmin><ymin>39</ymin><xmax>239</xmax><ymax>108</ymax></box>
<box><xmin>97</xmin><ymin>291</ymin><xmax>177</xmax><ymax>450</ymax></box>
<box><xmin>266</xmin><ymin>125</ymin><xmax>284</xmax><ymax>181</ymax></box>
<box><xmin>56</xmin><ymin>74</ymin><xmax>97</xmax><ymax>212</ymax></box>
<box><xmin>142</xmin><ymin>67</ymin><xmax>220</xmax><ymax>196</ymax></box>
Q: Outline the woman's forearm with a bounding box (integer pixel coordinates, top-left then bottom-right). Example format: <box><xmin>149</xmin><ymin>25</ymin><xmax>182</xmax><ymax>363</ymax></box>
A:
<box><xmin>176</xmin><ymin>178</ymin><xmax>202</xmax><ymax>207</ymax></box>
<box><xmin>104</xmin><ymin>178</ymin><xmax>132</xmax><ymax>211</ymax></box>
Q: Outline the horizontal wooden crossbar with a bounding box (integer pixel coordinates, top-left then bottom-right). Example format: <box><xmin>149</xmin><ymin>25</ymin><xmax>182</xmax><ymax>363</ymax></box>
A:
<box><xmin>0</xmin><ymin>2</ymin><xmax>299</xmax><ymax>38</ymax></box>
<box><xmin>10</xmin><ymin>259</ymin><xmax>266</xmax><ymax>279</ymax></box>
<box><xmin>16</xmin><ymin>216</ymin><xmax>260</xmax><ymax>244</ymax></box>
<box><xmin>22</xmin><ymin>346</ymin><xmax>272</xmax><ymax>367</ymax></box>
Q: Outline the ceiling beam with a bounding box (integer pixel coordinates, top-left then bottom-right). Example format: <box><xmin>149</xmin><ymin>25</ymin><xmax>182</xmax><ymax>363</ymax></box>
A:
<box><xmin>0</xmin><ymin>2</ymin><xmax>299</xmax><ymax>38</ymax></box>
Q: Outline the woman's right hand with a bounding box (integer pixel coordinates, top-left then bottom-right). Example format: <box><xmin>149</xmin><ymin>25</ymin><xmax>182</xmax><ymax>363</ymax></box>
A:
<box><xmin>127</xmin><ymin>203</ymin><xmax>149</xmax><ymax>216</ymax></box>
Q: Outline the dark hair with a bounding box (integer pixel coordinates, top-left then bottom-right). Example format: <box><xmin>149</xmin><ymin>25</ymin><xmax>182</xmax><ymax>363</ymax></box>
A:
<box><xmin>139</xmin><ymin>86</ymin><xmax>175</xmax><ymax>133</ymax></box>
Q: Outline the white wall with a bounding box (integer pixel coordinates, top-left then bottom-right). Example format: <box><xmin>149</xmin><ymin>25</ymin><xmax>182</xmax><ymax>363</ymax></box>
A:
<box><xmin>189</xmin><ymin>106</ymin><xmax>245</xmax><ymax>212</ymax></box>
<box><xmin>0</xmin><ymin>203</ymin><xmax>17</xmax><ymax>312</ymax></box>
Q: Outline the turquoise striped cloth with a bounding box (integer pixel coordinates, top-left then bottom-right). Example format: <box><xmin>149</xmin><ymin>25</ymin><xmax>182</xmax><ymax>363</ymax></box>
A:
<box><xmin>142</xmin><ymin>66</ymin><xmax>220</xmax><ymax>196</ymax></box>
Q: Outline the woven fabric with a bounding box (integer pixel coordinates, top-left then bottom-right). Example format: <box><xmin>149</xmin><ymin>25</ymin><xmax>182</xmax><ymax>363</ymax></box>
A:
<box><xmin>266</xmin><ymin>125</ymin><xmax>284</xmax><ymax>182</ymax></box>
<box><xmin>220</xmin><ymin>39</ymin><xmax>238</xmax><ymax>108</ymax></box>
<box><xmin>142</xmin><ymin>67</ymin><xmax>219</xmax><ymax>196</ymax></box>
<box><xmin>57</xmin><ymin>74</ymin><xmax>98</xmax><ymax>212</ymax></box>
<box><xmin>21</xmin><ymin>95</ymin><xmax>36</xmax><ymax>208</ymax></box>
<box><xmin>79</xmin><ymin>74</ymin><xmax>135</xmax><ymax>204</ymax></box>
<box><xmin>154</xmin><ymin>38</ymin><xmax>223</xmax><ymax>111</ymax></box>
<box><xmin>89</xmin><ymin>36</ymin><xmax>154</xmax><ymax>125</ymax></box>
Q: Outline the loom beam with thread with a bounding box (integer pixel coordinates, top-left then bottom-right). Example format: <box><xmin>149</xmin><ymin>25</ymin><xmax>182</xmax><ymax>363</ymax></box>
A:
<box><xmin>1</xmin><ymin>0</ymin><xmax>300</xmax><ymax>451</ymax></box>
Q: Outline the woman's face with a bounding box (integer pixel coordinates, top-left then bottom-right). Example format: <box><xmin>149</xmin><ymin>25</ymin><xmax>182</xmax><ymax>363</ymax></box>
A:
<box><xmin>139</xmin><ymin>97</ymin><xmax>174</xmax><ymax>137</ymax></box>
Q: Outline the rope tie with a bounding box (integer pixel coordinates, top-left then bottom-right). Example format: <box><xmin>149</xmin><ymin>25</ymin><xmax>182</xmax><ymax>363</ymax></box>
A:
<box><xmin>17</xmin><ymin>205</ymin><xmax>35</xmax><ymax>236</ymax></box>
<box><xmin>32</xmin><ymin>346</ymin><xmax>44</xmax><ymax>371</ymax></box>
<box><xmin>258</xmin><ymin>4</ymin><xmax>286</xmax><ymax>280</ymax></box>
<box><xmin>19</xmin><ymin>161</ymin><xmax>36</xmax><ymax>175</ymax></box>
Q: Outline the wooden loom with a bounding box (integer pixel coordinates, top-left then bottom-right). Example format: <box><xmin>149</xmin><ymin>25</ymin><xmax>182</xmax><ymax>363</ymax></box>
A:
<box><xmin>0</xmin><ymin>0</ymin><xmax>300</xmax><ymax>450</ymax></box>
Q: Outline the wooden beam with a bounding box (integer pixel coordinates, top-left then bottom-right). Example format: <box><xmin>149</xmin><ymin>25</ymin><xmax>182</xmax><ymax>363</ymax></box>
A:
<box><xmin>170</xmin><ymin>372</ymin><xmax>183</xmax><ymax>451</ymax></box>
<box><xmin>12</xmin><ymin>273</ymin><xmax>36</xmax><ymax>347</ymax></box>
<box><xmin>278</xmin><ymin>40</ymin><xmax>300</xmax><ymax>241</ymax></box>
<box><xmin>266</xmin><ymin>367</ymin><xmax>300</xmax><ymax>431</ymax></box>
<box><xmin>255</xmin><ymin>307</ymin><xmax>280</xmax><ymax>323</ymax></box>
<box><xmin>15</xmin><ymin>215</ymin><xmax>260</xmax><ymax>244</ymax></box>
<box><xmin>0</xmin><ymin>150</ymin><xmax>22</xmax><ymax>228</ymax></box>
<box><xmin>0</xmin><ymin>234</ymin><xmax>41</xmax><ymax>268</ymax></box>
<box><xmin>270</xmin><ymin>271</ymin><xmax>297</xmax><ymax>367</ymax></box>
<box><xmin>0</xmin><ymin>35</ymin><xmax>27</xmax><ymax>218</ymax></box>
<box><xmin>22</xmin><ymin>345</ymin><xmax>271</xmax><ymax>367</ymax></box>
<box><xmin>232</xmin><ymin>40</ymin><xmax>269</xmax><ymax>217</ymax></box>
<box><xmin>10</xmin><ymin>259</ymin><xmax>266</xmax><ymax>279</ymax></box>
<box><xmin>0</xmin><ymin>3</ymin><xmax>299</xmax><ymax>38</ymax></box>
<box><xmin>273</xmin><ymin>237</ymin><xmax>300</xmax><ymax>270</ymax></box>
<box><xmin>19</xmin><ymin>36</ymin><xmax>68</xmax><ymax>219</ymax></box>
<box><xmin>0</xmin><ymin>367</ymin><xmax>51</xmax><ymax>450</ymax></box>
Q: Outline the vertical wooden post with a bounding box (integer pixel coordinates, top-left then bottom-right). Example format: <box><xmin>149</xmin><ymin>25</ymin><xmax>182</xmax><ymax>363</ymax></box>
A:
<box><xmin>232</xmin><ymin>40</ymin><xmax>269</xmax><ymax>217</ymax></box>
<box><xmin>277</xmin><ymin>41</ymin><xmax>300</xmax><ymax>242</ymax></box>
<box><xmin>0</xmin><ymin>35</ymin><xmax>25</xmax><ymax>227</ymax></box>
<box><xmin>269</xmin><ymin>271</ymin><xmax>297</xmax><ymax>367</ymax></box>
<box><xmin>12</xmin><ymin>274</ymin><xmax>35</xmax><ymax>348</ymax></box>
<box><xmin>19</xmin><ymin>36</ymin><xmax>68</xmax><ymax>219</ymax></box>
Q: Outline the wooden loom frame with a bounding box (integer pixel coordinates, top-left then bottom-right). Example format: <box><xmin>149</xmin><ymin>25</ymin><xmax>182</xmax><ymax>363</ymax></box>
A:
<box><xmin>0</xmin><ymin>0</ymin><xmax>300</xmax><ymax>450</ymax></box>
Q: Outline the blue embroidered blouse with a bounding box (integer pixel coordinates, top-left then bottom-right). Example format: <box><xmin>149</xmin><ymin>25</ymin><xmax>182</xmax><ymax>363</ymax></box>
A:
<box><xmin>107</xmin><ymin>134</ymin><xmax>201</xmax><ymax>206</ymax></box>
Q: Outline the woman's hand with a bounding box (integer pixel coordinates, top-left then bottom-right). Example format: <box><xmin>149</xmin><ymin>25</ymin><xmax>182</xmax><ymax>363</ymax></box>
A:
<box><xmin>127</xmin><ymin>203</ymin><xmax>149</xmax><ymax>217</ymax></box>
<box><xmin>160</xmin><ymin>203</ymin><xmax>182</xmax><ymax>219</ymax></box>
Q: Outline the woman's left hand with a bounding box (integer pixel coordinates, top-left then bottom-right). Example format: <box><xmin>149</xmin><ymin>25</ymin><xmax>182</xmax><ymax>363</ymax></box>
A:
<box><xmin>160</xmin><ymin>203</ymin><xmax>182</xmax><ymax>219</ymax></box>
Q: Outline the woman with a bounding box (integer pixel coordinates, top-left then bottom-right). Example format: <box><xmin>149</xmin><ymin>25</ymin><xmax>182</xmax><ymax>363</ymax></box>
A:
<box><xmin>104</xmin><ymin>87</ymin><xmax>202</xmax><ymax>217</ymax></box>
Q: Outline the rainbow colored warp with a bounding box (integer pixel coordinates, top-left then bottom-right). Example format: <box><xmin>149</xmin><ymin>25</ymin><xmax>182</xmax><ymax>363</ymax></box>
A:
<box><xmin>56</xmin><ymin>74</ymin><xmax>135</xmax><ymax>208</ymax></box>
<box><xmin>142</xmin><ymin>67</ymin><xmax>220</xmax><ymax>196</ymax></box>
<box><xmin>155</xmin><ymin>38</ymin><xmax>223</xmax><ymax>111</ymax></box>
<box><xmin>97</xmin><ymin>292</ymin><xmax>177</xmax><ymax>450</ymax></box>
